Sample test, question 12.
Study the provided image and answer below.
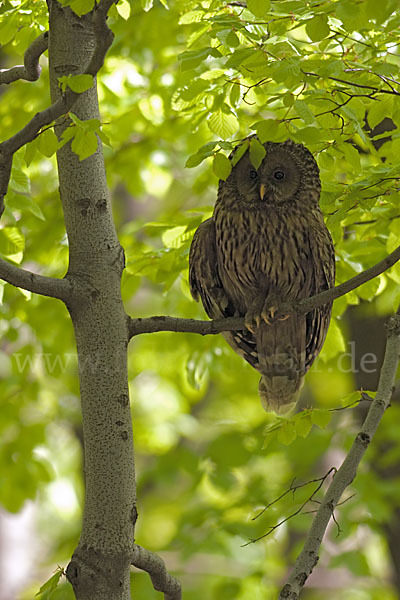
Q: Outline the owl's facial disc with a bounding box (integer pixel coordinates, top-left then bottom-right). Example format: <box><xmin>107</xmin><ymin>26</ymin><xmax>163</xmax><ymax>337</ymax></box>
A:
<box><xmin>259</xmin><ymin>150</ymin><xmax>301</xmax><ymax>205</ymax></box>
<box><xmin>232</xmin><ymin>145</ymin><xmax>301</xmax><ymax>206</ymax></box>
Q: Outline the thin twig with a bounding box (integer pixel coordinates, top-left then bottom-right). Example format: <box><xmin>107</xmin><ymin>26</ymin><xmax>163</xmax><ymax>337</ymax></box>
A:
<box><xmin>252</xmin><ymin>468</ymin><xmax>337</xmax><ymax>521</ymax></box>
<box><xmin>132</xmin><ymin>545</ymin><xmax>181</xmax><ymax>600</ymax></box>
<box><xmin>243</xmin><ymin>469</ymin><xmax>337</xmax><ymax>546</ymax></box>
<box><xmin>128</xmin><ymin>244</ymin><xmax>400</xmax><ymax>338</ymax></box>
<box><xmin>278</xmin><ymin>313</ymin><xmax>400</xmax><ymax>599</ymax></box>
<box><xmin>0</xmin><ymin>32</ymin><xmax>49</xmax><ymax>85</ymax></box>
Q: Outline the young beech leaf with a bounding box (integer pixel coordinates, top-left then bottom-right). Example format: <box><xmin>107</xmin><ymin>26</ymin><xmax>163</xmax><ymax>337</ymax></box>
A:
<box><xmin>232</xmin><ymin>139</ymin><xmax>250</xmax><ymax>166</ymax></box>
<box><xmin>277</xmin><ymin>421</ymin><xmax>297</xmax><ymax>446</ymax></box>
<box><xmin>306</xmin><ymin>15</ymin><xmax>330</xmax><ymax>42</ymax></box>
<box><xmin>208</xmin><ymin>108</ymin><xmax>239</xmax><ymax>138</ymax></box>
<box><xmin>249</xmin><ymin>138</ymin><xmax>266</xmax><ymax>169</ymax></box>
<box><xmin>247</xmin><ymin>0</ymin><xmax>270</xmax><ymax>18</ymax></box>
<box><xmin>311</xmin><ymin>409</ymin><xmax>332</xmax><ymax>429</ymax></box>
<box><xmin>35</xmin><ymin>567</ymin><xmax>64</xmax><ymax>598</ymax></box>
<box><xmin>213</xmin><ymin>153</ymin><xmax>232</xmax><ymax>181</ymax></box>
<box><xmin>38</xmin><ymin>129</ymin><xmax>58</xmax><ymax>158</ymax></box>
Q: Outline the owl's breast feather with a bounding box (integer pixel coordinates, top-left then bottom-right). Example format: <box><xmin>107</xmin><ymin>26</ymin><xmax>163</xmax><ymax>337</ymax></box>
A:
<box><xmin>214</xmin><ymin>205</ymin><xmax>315</xmax><ymax>308</ymax></box>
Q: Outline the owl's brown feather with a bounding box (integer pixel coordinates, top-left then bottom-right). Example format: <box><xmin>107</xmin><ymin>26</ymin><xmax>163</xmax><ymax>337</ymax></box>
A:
<box><xmin>189</xmin><ymin>138</ymin><xmax>335</xmax><ymax>413</ymax></box>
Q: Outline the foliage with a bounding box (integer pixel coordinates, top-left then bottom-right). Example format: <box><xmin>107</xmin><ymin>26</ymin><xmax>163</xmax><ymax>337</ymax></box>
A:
<box><xmin>1</xmin><ymin>0</ymin><xmax>400</xmax><ymax>598</ymax></box>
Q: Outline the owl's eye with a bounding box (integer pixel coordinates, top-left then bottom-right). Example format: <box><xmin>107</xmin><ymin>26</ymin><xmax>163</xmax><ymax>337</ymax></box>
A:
<box><xmin>273</xmin><ymin>170</ymin><xmax>285</xmax><ymax>180</ymax></box>
<box><xmin>249</xmin><ymin>170</ymin><xmax>258</xmax><ymax>179</ymax></box>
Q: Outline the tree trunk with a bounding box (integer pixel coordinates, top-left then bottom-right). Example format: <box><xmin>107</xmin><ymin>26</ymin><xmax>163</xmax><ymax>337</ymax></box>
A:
<box><xmin>47</xmin><ymin>2</ymin><xmax>136</xmax><ymax>598</ymax></box>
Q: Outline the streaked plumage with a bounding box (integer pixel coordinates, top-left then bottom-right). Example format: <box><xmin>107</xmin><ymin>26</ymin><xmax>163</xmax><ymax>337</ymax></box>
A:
<box><xmin>189</xmin><ymin>138</ymin><xmax>335</xmax><ymax>413</ymax></box>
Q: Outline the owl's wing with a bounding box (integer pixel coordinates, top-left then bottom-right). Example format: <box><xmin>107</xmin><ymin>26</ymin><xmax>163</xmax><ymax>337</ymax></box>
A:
<box><xmin>305</xmin><ymin>223</ymin><xmax>336</xmax><ymax>370</ymax></box>
<box><xmin>189</xmin><ymin>218</ymin><xmax>232</xmax><ymax>319</ymax></box>
<box><xmin>189</xmin><ymin>218</ymin><xmax>260</xmax><ymax>367</ymax></box>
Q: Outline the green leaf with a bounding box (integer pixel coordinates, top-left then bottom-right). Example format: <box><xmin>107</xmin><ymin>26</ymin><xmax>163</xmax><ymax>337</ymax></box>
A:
<box><xmin>38</xmin><ymin>129</ymin><xmax>58</xmax><ymax>158</ymax></box>
<box><xmin>9</xmin><ymin>166</ymin><xmax>30</xmax><ymax>195</ymax></box>
<box><xmin>6</xmin><ymin>193</ymin><xmax>45</xmax><ymax>221</ymax></box>
<box><xmin>141</xmin><ymin>0</ymin><xmax>153</xmax><ymax>10</ymax></box>
<box><xmin>68</xmin><ymin>0</ymin><xmax>95</xmax><ymax>16</ymax></box>
<box><xmin>61</xmin><ymin>74</ymin><xmax>93</xmax><ymax>93</ymax></box>
<box><xmin>71</xmin><ymin>129</ymin><xmax>98</xmax><ymax>161</ymax></box>
<box><xmin>0</xmin><ymin>227</ymin><xmax>25</xmax><ymax>257</ymax></box>
<box><xmin>231</xmin><ymin>139</ymin><xmax>250</xmax><ymax>166</ymax></box>
<box><xmin>35</xmin><ymin>567</ymin><xmax>64</xmax><ymax>598</ymax></box>
<box><xmin>213</xmin><ymin>153</ymin><xmax>232</xmax><ymax>180</ymax></box>
<box><xmin>162</xmin><ymin>225</ymin><xmax>187</xmax><ymax>248</ymax></box>
<box><xmin>179</xmin><ymin>48</ymin><xmax>213</xmax><ymax>71</ymax></box>
<box><xmin>357</xmin><ymin>276</ymin><xmax>380</xmax><ymax>301</ymax></box>
<box><xmin>340</xmin><ymin>142</ymin><xmax>361</xmax><ymax>170</ymax></box>
<box><xmin>185</xmin><ymin>142</ymin><xmax>218</xmax><ymax>168</ymax></box>
<box><xmin>295</xmin><ymin>414</ymin><xmax>313</xmax><ymax>438</ymax></box>
<box><xmin>25</xmin><ymin>139</ymin><xmax>38</xmax><ymax>166</ymax></box>
<box><xmin>294</xmin><ymin>99</ymin><xmax>315</xmax><ymax>125</ymax></box>
<box><xmin>330</xmin><ymin>551</ymin><xmax>370</xmax><ymax>576</ymax></box>
<box><xmin>116</xmin><ymin>0</ymin><xmax>131</xmax><ymax>19</ymax></box>
<box><xmin>306</xmin><ymin>15</ymin><xmax>330</xmax><ymax>42</ymax></box>
<box><xmin>179</xmin><ymin>10</ymin><xmax>204</xmax><ymax>24</ymax></box>
<box><xmin>311</xmin><ymin>409</ymin><xmax>331</xmax><ymax>429</ymax></box>
<box><xmin>247</xmin><ymin>0</ymin><xmax>270</xmax><ymax>18</ymax></box>
<box><xmin>277</xmin><ymin>421</ymin><xmax>297</xmax><ymax>445</ymax></box>
<box><xmin>208</xmin><ymin>107</ymin><xmax>239</xmax><ymax>138</ymax></box>
<box><xmin>249</xmin><ymin>138</ymin><xmax>266</xmax><ymax>169</ymax></box>
<box><xmin>368</xmin><ymin>96</ymin><xmax>394</xmax><ymax>130</ymax></box>
<box><xmin>253</xmin><ymin>119</ymin><xmax>286</xmax><ymax>143</ymax></box>
<box><xmin>319</xmin><ymin>318</ymin><xmax>346</xmax><ymax>361</ymax></box>
<box><xmin>186</xmin><ymin>351</ymin><xmax>210</xmax><ymax>390</ymax></box>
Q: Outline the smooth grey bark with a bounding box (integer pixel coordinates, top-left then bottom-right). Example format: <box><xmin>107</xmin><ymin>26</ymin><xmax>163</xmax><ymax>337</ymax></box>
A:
<box><xmin>47</xmin><ymin>2</ymin><xmax>136</xmax><ymax>598</ymax></box>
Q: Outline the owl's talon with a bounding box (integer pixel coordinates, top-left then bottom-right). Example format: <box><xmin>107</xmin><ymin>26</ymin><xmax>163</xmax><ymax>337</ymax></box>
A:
<box><xmin>278</xmin><ymin>314</ymin><xmax>290</xmax><ymax>322</ymax></box>
<box><xmin>261</xmin><ymin>305</ymin><xmax>278</xmax><ymax>324</ymax></box>
<box><xmin>245</xmin><ymin>315</ymin><xmax>258</xmax><ymax>333</ymax></box>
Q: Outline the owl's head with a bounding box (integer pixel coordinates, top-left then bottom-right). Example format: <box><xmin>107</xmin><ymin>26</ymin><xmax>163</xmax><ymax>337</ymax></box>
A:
<box><xmin>218</xmin><ymin>138</ymin><xmax>320</xmax><ymax>209</ymax></box>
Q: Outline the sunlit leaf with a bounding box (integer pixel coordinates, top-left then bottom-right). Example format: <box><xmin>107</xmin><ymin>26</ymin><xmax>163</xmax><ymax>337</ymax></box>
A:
<box><xmin>208</xmin><ymin>108</ymin><xmax>239</xmax><ymax>138</ymax></box>
<box><xmin>247</xmin><ymin>0</ymin><xmax>270</xmax><ymax>18</ymax></box>
<box><xmin>213</xmin><ymin>152</ymin><xmax>232</xmax><ymax>180</ymax></box>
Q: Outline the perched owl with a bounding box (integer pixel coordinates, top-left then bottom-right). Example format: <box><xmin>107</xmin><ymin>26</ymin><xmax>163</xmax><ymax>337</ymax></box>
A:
<box><xmin>189</xmin><ymin>138</ymin><xmax>335</xmax><ymax>414</ymax></box>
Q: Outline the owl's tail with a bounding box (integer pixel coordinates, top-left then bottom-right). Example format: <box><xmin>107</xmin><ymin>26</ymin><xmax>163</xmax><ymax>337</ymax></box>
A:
<box><xmin>256</xmin><ymin>320</ymin><xmax>306</xmax><ymax>414</ymax></box>
<box><xmin>258</xmin><ymin>374</ymin><xmax>303</xmax><ymax>414</ymax></box>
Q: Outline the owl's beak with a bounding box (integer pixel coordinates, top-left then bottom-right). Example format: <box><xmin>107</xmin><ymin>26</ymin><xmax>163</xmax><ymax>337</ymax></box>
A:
<box><xmin>259</xmin><ymin>183</ymin><xmax>266</xmax><ymax>200</ymax></box>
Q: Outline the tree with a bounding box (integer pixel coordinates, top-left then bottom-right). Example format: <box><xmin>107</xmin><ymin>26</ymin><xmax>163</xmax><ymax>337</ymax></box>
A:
<box><xmin>1</xmin><ymin>0</ymin><xmax>400</xmax><ymax>599</ymax></box>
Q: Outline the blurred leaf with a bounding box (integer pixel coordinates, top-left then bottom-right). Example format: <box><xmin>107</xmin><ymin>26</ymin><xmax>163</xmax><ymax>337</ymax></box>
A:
<box><xmin>247</xmin><ymin>0</ymin><xmax>270</xmax><ymax>18</ymax></box>
<box><xmin>306</xmin><ymin>15</ymin><xmax>330</xmax><ymax>41</ymax></box>
<box><xmin>311</xmin><ymin>410</ymin><xmax>331</xmax><ymax>429</ymax></box>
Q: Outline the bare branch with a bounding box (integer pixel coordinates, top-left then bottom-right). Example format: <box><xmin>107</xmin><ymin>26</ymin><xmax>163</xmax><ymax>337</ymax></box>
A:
<box><xmin>0</xmin><ymin>32</ymin><xmax>48</xmax><ymax>85</ymax></box>
<box><xmin>279</xmin><ymin>243</ymin><xmax>400</xmax><ymax>316</ymax></box>
<box><xmin>243</xmin><ymin>469</ymin><xmax>337</xmax><ymax>546</ymax></box>
<box><xmin>0</xmin><ymin>257</ymin><xmax>71</xmax><ymax>300</ymax></box>
<box><xmin>132</xmin><ymin>545</ymin><xmax>182</xmax><ymax>600</ymax></box>
<box><xmin>278</xmin><ymin>313</ymin><xmax>400</xmax><ymax>600</ymax></box>
<box><xmin>128</xmin><ymin>244</ymin><xmax>400</xmax><ymax>338</ymax></box>
<box><xmin>303</xmin><ymin>70</ymin><xmax>400</xmax><ymax>96</ymax></box>
<box><xmin>128</xmin><ymin>315</ymin><xmax>246</xmax><ymax>338</ymax></box>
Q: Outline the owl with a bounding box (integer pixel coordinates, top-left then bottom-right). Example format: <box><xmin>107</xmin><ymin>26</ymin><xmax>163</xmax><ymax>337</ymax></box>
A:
<box><xmin>189</xmin><ymin>138</ymin><xmax>335</xmax><ymax>414</ymax></box>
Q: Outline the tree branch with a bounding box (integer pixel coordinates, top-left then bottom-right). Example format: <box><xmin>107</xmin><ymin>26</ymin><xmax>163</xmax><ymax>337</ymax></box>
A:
<box><xmin>0</xmin><ymin>257</ymin><xmax>71</xmax><ymax>300</ymax></box>
<box><xmin>132</xmin><ymin>545</ymin><xmax>182</xmax><ymax>600</ymax></box>
<box><xmin>278</xmin><ymin>312</ymin><xmax>400</xmax><ymax>599</ymax></box>
<box><xmin>0</xmin><ymin>32</ymin><xmax>49</xmax><ymax>85</ymax></box>
<box><xmin>279</xmin><ymin>243</ymin><xmax>400</xmax><ymax>316</ymax></box>
<box><xmin>0</xmin><ymin>0</ymin><xmax>116</xmax><ymax>209</ymax></box>
<box><xmin>128</xmin><ymin>244</ymin><xmax>400</xmax><ymax>338</ymax></box>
